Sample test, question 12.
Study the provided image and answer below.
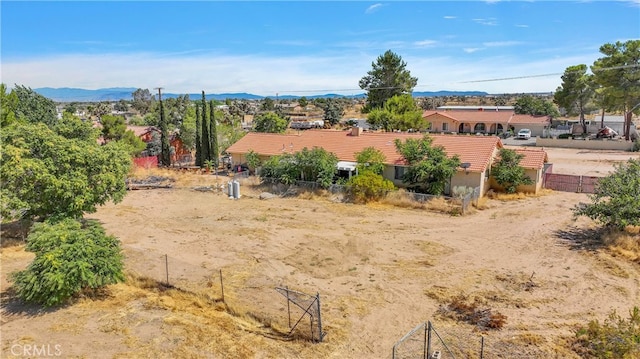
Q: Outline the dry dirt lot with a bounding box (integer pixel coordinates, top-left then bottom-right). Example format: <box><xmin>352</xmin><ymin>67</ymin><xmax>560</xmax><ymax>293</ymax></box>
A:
<box><xmin>1</xmin><ymin>148</ymin><xmax>639</xmax><ymax>358</ymax></box>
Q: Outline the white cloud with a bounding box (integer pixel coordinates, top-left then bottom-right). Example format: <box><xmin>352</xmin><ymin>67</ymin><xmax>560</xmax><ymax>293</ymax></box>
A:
<box><xmin>473</xmin><ymin>18</ymin><xmax>498</xmax><ymax>26</ymax></box>
<box><xmin>515</xmin><ymin>24</ymin><xmax>529</xmax><ymax>28</ymax></box>
<box><xmin>414</xmin><ymin>40</ymin><xmax>437</xmax><ymax>47</ymax></box>
<box><xmin>365</xmin><ymin>3</ymin><xmax>383</xmax><ymax>14</ymax></box>
<box><xmin>1</xmin><ymin>46</ymin><xmax>604</xmax><ymax>96</ymax></box>
<box><xmin>482</xmin><ymin>41</ymin><xmax>523</xmax><ymax>47</ymax></box>
<box><xmin>443</xmin><ymin>16</ymin><xmax>456</xmax><ymax>19</ymax></box>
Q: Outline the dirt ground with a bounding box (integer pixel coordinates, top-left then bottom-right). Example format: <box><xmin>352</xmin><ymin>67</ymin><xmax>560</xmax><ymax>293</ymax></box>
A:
<box><xmin>1</xmin><ymin>148</ymin><xmax>639</xmax><ymax>358</ymax></box>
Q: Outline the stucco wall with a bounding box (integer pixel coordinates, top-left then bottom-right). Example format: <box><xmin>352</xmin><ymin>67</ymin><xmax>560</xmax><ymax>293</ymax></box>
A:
<box><xmin>536</xmin><ymin>138</ymin><xmax>634</xmax><ymax>151</ymax></box>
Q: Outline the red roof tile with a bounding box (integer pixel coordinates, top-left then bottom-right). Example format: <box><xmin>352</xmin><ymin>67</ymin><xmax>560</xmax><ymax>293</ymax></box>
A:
<box><xmin>227</xmin><ymin>130</ymin><xmax>504</xmax><ymax>173</ymax></box>
<box><xmin>508</xmin><ymin>114</ymin><xmax>551</xmax><ymax>125</ymax></box>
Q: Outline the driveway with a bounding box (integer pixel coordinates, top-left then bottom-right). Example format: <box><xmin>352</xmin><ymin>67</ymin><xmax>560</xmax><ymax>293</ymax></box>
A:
<box><xmin>501</xmin><ymin>136</ymin><xmax>537</xmax><ymax>146</ymax></box>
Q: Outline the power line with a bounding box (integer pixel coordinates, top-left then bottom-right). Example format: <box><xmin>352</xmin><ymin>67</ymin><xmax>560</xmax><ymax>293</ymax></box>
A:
<box><xmin>261</xmin><ymin>64</ymin><xmax>640</xmax><ymax>95</ymax></box>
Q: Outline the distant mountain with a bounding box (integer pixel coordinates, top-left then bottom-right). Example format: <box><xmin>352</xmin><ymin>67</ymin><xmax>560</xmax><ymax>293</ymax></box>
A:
<box><xmin>34</xmin><ymin>87</ymin><xmax>489</xmax><ymax>102</ymax></box>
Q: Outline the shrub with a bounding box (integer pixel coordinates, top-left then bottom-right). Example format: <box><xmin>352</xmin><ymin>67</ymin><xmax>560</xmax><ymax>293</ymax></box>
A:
<box><xmin>558</xmin><ymin>133</ymin><xmax>573</xmax><ymax>139</ymax></box>
<box><xmin>347</xmin><ymin>171</ymin><xmax>395</xmax><ymax>203</ymax></box>
<box><xmin>12</xmin><ymin>218</ymin><xmax>125</xmax><ymax>307</ymax></box>
<box><xmin>573</xmin><ymin>307</ymin><xmax>640</xmax><ymax>358</ymax></box>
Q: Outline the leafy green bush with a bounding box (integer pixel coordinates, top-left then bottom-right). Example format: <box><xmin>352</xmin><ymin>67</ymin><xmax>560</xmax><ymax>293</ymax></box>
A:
<box><xmin>573</xmin><ymin>307</ymin><xmax>640</xmax><ymax>358</ymax></box>
<box><xmin>13</xmin><ymin>218</ymin><xmax>125</xmax><ymax>307</ymax></box>
<box><xmin>492</xmin><ymin>148</ymin><xmax>533</xmax><ymax>193</ymax></box>
<box><xmin>347</xmin><ymin>171</ymin><xmax>395</xmax><ymax>203</ymax></box>
<box><xmin>632</xmin><ymin>139</ymin><xmax>640</xmax><ymax>152</ymax></box>
<box><xmin>574</xmin><ymin>159</ymin><xmax>640</xmax><ymax>229</ymax></box>
<box><xmin>558</xmin><ymin>133</ymin><xmax>573</xmax><ymax>139</ymax></box>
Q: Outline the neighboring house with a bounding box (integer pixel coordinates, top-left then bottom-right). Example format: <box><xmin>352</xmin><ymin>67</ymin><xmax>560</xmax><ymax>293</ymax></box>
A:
<box><xmin>422</xmin><ymin>109</ymin><xmax>551</xmax><ymax>137</ymax></box>
<box><xmin>569</xmin><ymin>115</ymin><xmax>638</xmax><ymax>138</ymax></box>
<box><xmin>491</xmin><ymin>147</ymin><xmax>549</xmax><ymax>193</ymax></box>
<box><xmin>127</xmin><ymin>125</ymin><xmax>191</xmax><ymax>164</ymax></box>
<box><xmin>225</xmin><ymin>128</ymin><xmax>550</xmax><ymax>196</ymax></box>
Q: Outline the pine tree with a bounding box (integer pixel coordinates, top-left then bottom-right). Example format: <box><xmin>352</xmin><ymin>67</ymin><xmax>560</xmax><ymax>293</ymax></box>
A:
<box><xmin>209</xmin><ymin>100</ymin><xmax>219</xmax><ymax>167</ymax></box>
<box><xmin>200</xmin><ymin>91</ymin><xmax>210</xmax><ymax>162</ymax></box>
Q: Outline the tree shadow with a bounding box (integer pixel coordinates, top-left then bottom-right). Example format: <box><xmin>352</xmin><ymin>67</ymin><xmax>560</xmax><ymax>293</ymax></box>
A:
<box><xmin>554</xmin><ymin>226</ymin><xmax>606</xmax><ymax>251</ymax></box>
<box><xmin>0</xmin><ymin>287</ymin><xmax>62</xmax><ymax>318</ymax></box>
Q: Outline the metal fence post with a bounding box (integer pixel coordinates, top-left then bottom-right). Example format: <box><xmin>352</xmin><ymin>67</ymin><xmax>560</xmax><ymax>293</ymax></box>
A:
<box><xmin>427</xmin><ymin>321</ymin><xmax>432</xmax><ymax>359</ymax></box>
<box><xmin>480</xmin><ymin>335</ymin><xmax>484</xmax><ymax>359</ymax></box>
<box><xmin>316</xmin><ymin>293</ymin><xmax>324</xmax><ymax>343</ymax></box>
<box><xmin>165</xmin><ymin>254</ymin><xmax>169</xmax><ymax>285</ymax></box>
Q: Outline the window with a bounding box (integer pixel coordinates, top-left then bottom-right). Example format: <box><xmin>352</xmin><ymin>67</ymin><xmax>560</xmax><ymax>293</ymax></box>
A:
<box><xmin>442</xmin><ymin>123</ymin><xmax>449</xmax><ymax>131</ymax></box>
<box><xmin>394</xmin><ymin>166</ymin><xmax>407</xmax><ymax>180</ymax></box>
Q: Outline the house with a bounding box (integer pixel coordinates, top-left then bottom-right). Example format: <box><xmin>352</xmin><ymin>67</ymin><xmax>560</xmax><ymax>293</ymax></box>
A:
<box><xmin>225</xmin><ymin>128</ymin><xmax>550</xmax><ymax>196</ymax></box>
<box><xmin>127</xmin><ymin>125</ymin><xmax>191</xmax><ymax>164</ymax></box>
<box><xmin>492</xmin><ymin>147</ymin><xmax>549</xmax><ymax>193</ymax></box>
<box><xmin>422</xmin><ymin>109</ymin><xmax>551</xmax><ymax>137</ymax></box>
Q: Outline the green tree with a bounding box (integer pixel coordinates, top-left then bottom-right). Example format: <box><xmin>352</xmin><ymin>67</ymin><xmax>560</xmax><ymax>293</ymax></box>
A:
<box><xmin>514</xmin><ymin>95</ymin><xmax>560</xmax><ymax>117</ymax></box>
<box><xmin>261</xmin><ymin>97</ymin><xmax>275</xmax><ymax>111</ymax></box>
<box><xmin>394</xmin><ymin>135</ymin><xmax>461</xmax><ymax>195</ymax></box>
<box><xmin>0</xmin><ymin>83</ymin><xmax>19</xmax><ymax>127</ymax></box>
<box><xmin>253</xmin><ymin>112</ymin><xmax>289</xmax><ymax>133</ymax></box>
<box><xmin>259</xmin><ymin>153</ymin><xmax>299</xmax><ymax>185</ymax></box>
<box><xmin>91</xmin><ymin>102</ymin><xmax>112</xmax><ymax>120</ymax></box>
<box><xmin>158</xmin><ymin>90</ymin><xmax>171</xmax><ymax>166</ymax></box>
<box><xmin>12</xmin><ymin>85</ymin><xmax>57</xmax><ymax>126</ymax></box>
<box><xmin>367</xmin><ymin>94</ymin><xmax>427</xmax><ymax>131</ymax></box>
<box><xmin>53</xmin><ymin>112</ymin><xmax>99</xmax><ymax>141</ymax></box>
<box><xmin>573</xmin><ymin>307</ymin><xmax>640</xmax><ymax>358</ymax></box>
<box><xmin>591</xmin><ymin>40</ymin><xmax>640</xmax><ymax>140</ymax></box>
<box><xmin>318</xmin><ymin>98</ymin><xmax>345</xmax><ymax>127</ymax></box>
<box><xmin>245</xmin><ymin>150</ymin><xmax>261</xmax><ymax>174</ymax></box>
<box><xmin>131</xmin><ymin>88</ymin><xmax>154</xmax><ymax>115</ymax></box>
<box><xmin>114</xmin><ymin>99</ymin><xmax>129</xmax><ymax>113</ymax></box>
<box><xmin>64</xmin><ymin>102</ymin><xmax>79</xmax><ymax>115</ymax></box>
<box><xmin>12</xmin><ymin>218</ymin><xmax>125</xmax><ymax>307</ymax></box>
<box><xmin>298</xmin><ymin>96</ymin><xmax>308</xmax><ymax>108</ymax></box>
<box><xmin>492</xmin><ymin>148</ymin><xmax>534</xmax><ymax>193</ymax></box>
<box><xmin>359</xmin><ymin>50</ymin><xmax>418</xmax><ymax>111</ymax></box>
<box><xmin>120</xmin><ymin>129</ymin><xmax>147</xmax><ymax>156</ymax></box>
<box><xmin>347</xmin><ymin>171</ymin><xmax>395</xmax><ymax>203</ymax></box>
<box><xmin>295</xmin><ymin>147</ymin><xmax>338</xmax><ymax>188</ymax></box>
<box><xmin>554</xmin><ymin>64</ymin><xmax>595</xmax><ymax>134</ymax></box>
<box><xmin>179</xmin><ymin>104</ymin><xmax>197</xmax><ymax>151</ymax></box>
<box><xmin>200</xmin><ymin>91</ymin><xmax>211</xmax><ymax>162</ymax></box>
<box><xmin>1</xmin><ymin>122</ymin><xmax>131</xmax><ymax>221</ymax></box>
<box><xmin>573</xmin><ymin>159</ymin><xmax>640</xmax><ymax>229</ymax></box>
<box><xmin>195</xmin><ymin>104</ymin><xmax>203</xmax><ymax>166</ymax></box>
<box><xmin>209</xmin><ymin>100</ymin><xmax>219</xmax><ymax>166</ymax></box>
<box><xmin>101</xmin><ymin>114</ymin><xmax>127</xmax><ymax>142</ymax></box>
<box><xmin>355</xmin><ymin>147</ymin><xmax>386</xmax><ymax>175</ymax></box>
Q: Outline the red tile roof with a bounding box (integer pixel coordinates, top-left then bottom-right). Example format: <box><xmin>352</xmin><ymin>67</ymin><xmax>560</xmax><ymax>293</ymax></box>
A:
<box><xmin>227</xmin><ymin>130</ymin><xmax>505</xmax><ymax>173</ymax></box>
<box><xmin>127</xmin><ymin>126</ymin><xmax>159</xmax><ymax>137</ymax></box>
<box><xmin>509</xmin><ymin>114</ymin><xmax>551</xmax><ymax>125</ymax></box>
<box><xmin>513</xmin><ymin>148</ymin><xmax>548</xmax><ymax>169</ymax></box>
<box><xmin>424</xmin><ymin>110</ymin><xmax>513</xmax><ymax>124</ymax></box>
<box><xmin>423</xmin><ymin>111</ymin><xmax>550</xmax><ymax>126</ymax></box>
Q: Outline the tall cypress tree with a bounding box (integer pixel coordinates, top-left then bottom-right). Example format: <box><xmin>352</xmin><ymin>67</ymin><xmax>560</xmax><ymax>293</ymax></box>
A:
<box><xmin>200</xmin><ymin>91</ymin><xmax>210</xmax><ymax>162</ymax></box>
<box><xmin>195</xmin><ymin>105</ymin><xmax>202</xmax><ymax>167</ymax></box>
<box><xmin>158</xmin><ymin>90</ymin><xmax>171</xmax><ymax>166</ymax></box>
<box><xmin>209</xmin><ymin>100</ymin><xmax>219</xmax><ymax>167</ymax></box>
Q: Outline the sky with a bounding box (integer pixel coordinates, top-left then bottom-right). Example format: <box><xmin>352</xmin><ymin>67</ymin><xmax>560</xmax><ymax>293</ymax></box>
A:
<box><xmin>1</xmin><ymin>1</ymin><xmax>639</xmax><ymax>96</ymax></box>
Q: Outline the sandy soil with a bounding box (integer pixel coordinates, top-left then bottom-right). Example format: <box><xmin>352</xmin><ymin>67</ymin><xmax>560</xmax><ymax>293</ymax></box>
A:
<box><xmin>1</xmin><ymin>148</ymin><xmax>639</xmax><ymax>358</ymax></box>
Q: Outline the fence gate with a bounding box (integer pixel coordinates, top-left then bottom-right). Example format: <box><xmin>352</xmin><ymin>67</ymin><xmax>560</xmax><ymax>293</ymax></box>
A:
<box><xmin>275</xmin><ymin>287</ymin><xmax>325</xmax><ymax>342</ymax></box>
<box><xmin>543</xmin><ymin>173</ymin><xmax>600</xmax><ymax>193</ymax></box>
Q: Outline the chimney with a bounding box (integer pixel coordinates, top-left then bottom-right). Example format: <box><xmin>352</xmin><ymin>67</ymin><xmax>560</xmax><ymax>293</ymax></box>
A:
<box><xmin>351</xmin><ymin>126</ymin><xmax>363</xmax><ymax>136</ymax></box>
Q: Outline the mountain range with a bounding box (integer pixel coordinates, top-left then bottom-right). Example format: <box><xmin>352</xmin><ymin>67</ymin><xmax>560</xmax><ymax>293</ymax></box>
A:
<box><xmin>33</xmin><ymin>87</ymin><xmax>490</xmax><ymax>103</ymax></box>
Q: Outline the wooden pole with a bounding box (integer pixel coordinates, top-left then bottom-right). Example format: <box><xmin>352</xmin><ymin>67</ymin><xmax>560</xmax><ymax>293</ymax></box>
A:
<box><xmin>219</xmin><ymin>269</ymin><xmax>225</xmax><ymax>303</ymax></box>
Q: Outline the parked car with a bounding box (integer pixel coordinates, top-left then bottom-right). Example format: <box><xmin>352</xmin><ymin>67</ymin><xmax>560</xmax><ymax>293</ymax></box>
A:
<box><xmin>517</xmin><ymin>129</ymin><xmax>532</xmax><ymax>140</ymax></box>
<box><xmin>596</xmin><ymin>126</ymin><xmax>618</xmax><ymax>139</ymax></box>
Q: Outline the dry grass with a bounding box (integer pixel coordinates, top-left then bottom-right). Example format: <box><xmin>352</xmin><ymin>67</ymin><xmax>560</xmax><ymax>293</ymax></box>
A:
<box><xmin>486</xmin><ymin>188</ymin><xmax>554</xmax><ymax>201</ymax></box>
<box><xmin>437</xmin><ymin>294</ymin><xmax>508</xmax><ymax>330</ymax></box>
<box><xmin>602</xmin><ymin>226</ymin><xmax>640</xmax><ymax>264</ymax></box>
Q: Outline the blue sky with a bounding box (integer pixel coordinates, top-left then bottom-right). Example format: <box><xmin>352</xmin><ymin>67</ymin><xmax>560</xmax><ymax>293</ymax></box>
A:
<box><xmin>2</xmin><ymin>1</ymin><xmax>639</xmax><ymax>96</ymax></box>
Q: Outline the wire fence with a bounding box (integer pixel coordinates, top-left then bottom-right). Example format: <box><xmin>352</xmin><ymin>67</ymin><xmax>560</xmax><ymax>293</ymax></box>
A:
<box><xmin>392</xmin><ymin>320</ymin><xmax>548</xmax><ymax>359</ymax></box>
<box><xmin>260</xmin><ymin>178</ymin><xmax>475</xmax><ymax>214</ymax></box>
<box><xmin>123</xmin><ymin>248</ymin><xmax>324</xmax><ymax>343</ymax></box>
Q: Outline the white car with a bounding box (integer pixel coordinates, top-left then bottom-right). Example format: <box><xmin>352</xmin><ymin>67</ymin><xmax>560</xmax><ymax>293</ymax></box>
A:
<box><xmin>517</xmin><ymin>129</ymin><xmax>532</xmax><ymax>140</ymax></box>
